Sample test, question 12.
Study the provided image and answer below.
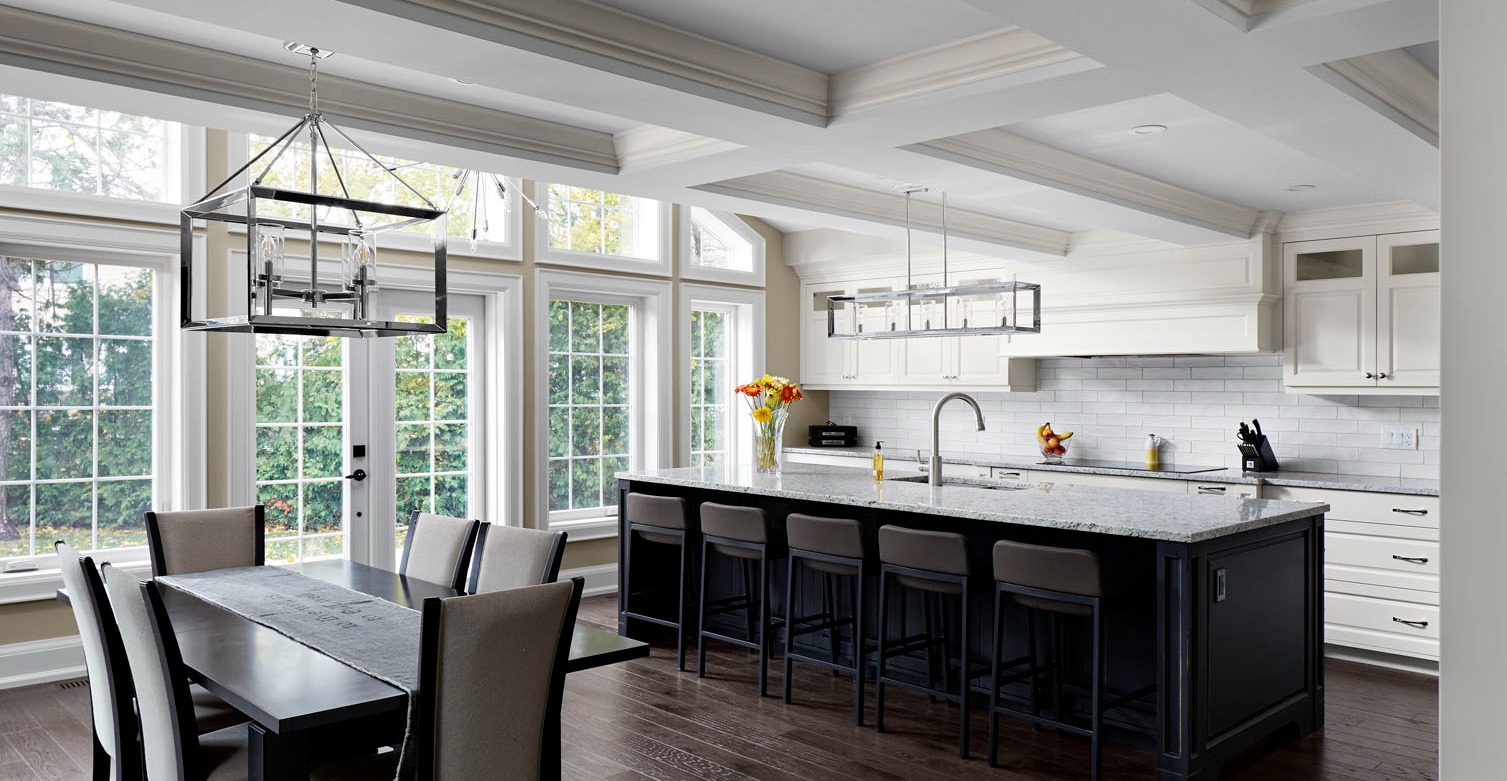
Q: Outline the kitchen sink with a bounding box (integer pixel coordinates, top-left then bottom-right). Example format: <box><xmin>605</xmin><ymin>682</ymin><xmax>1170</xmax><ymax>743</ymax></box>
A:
<box><xmin>886</xmin><ymin>474</ymin><xmax>1032</xmax><ymax>491</ymax></box>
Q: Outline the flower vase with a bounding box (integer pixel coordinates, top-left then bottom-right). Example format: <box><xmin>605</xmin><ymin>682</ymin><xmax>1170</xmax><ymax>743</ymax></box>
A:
<box><xmin>753</xmin><ymin>408</ymin><xmax>789</xmax><ymax>473</ymax></box>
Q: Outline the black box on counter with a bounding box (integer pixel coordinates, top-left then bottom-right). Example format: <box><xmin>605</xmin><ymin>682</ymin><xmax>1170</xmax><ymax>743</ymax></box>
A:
<box><xmin>808</xmin><ymin>422</ymin><xmax>858</xmax><ymax>447</ymax></box>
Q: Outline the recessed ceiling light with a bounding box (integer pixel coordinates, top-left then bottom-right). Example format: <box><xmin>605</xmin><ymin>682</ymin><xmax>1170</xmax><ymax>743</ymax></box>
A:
<box><xmin>1286</xmin><ymin>184</ymin><xmax>1317</xmax><ymax>192</ymax></box>
<box><xmin>1130</xmin><ymin>124</ymin><xmax>1167</xmax><ymax>135</ymax></box>
<box><xmin>451</xmin><ymin>78</ymin><xmax>476</xmax><ymax>86</ymax></box>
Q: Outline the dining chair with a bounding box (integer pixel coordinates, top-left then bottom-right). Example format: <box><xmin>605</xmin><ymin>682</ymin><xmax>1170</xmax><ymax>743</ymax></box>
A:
<box><xmin>144</xmin><ymin>506</ymin><xmax>266</xmax><ymax>577</ymax></box>
<box><xmin>98</xmin><ymin>563</ymin><xmax>250</xmax><ymax>781</ymax></box>
<box><xmin>57</xmin><ymin>544</ymin><xmax>249</xmax><ymax>781</ymax></box>
<box><xmin>466</xmin><ymin>524</ymin><xmax>567</xmax><ymax>594</ymax></box>
<box><xmin>400</xmin><ymin>512</ymin><xmax>482</xmax><ymax>591</ymax></box>
<box><xmin>310</xmin><ymin>578</ymin><xmax>585</xmax><ymax>781</ymax></box>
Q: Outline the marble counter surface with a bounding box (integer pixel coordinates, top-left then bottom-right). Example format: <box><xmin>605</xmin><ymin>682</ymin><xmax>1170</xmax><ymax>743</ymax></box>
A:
<box><xmin>618</xmin><ymin>464</ymin><xmax>1328</xmax><ymax>544</ymax></box>
<box><xmin>784</xmin><ymin>446</ymin><xmax>1439</xmax><ymax>496</ymax></box>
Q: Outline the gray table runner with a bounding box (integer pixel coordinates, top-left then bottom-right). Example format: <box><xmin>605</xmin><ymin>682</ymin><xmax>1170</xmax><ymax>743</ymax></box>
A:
<box><xmin>158</xmin><ymin>566</ymin><xmax>420</xmax><ymax>777</ymax></box>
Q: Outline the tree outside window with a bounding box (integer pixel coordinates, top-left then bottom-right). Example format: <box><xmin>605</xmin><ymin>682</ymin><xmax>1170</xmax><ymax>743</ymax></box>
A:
<box><xmin>546</xmin><ymin>299</ymin><xmax>631</xmax><ymax>515</ymax></box>
<box><xmin>546</xmin><ymin>185</ymin><xmax>662</xmax><ymax>260</ymax></box>
<box><xmin>0</xmin><ymin>257</ymin><xmax>155</xmax><ymax>558</ymax></box>
<box><xmin>0</xmin><ymin>94</ymin><xmax>175</xmax><ymax>201</ymax></box>
<box><xmin>689</xmin><ymin>309</ymin><xmax>730</xmax><ymax>467</ymax></box>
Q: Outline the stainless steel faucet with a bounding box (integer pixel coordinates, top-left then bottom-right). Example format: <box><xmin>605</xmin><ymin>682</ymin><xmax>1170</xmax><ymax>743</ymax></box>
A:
<box><xmin>929</xmin><ymin>392</ymin><xmax>986</xmax><ymax>487</ymax></box>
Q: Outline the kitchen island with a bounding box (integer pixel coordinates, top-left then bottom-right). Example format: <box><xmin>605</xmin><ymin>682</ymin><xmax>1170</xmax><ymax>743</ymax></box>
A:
<box><xmin>616</xmin><ymin>464</ymin><xmax>1328</xmax><ymax>781</ymax></box>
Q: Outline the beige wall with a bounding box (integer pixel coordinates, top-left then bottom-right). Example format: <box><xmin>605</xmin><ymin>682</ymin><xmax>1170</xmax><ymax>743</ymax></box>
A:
<box><xmin>1</xmin><ymin>130</ymin><xmax>824</xmax><ymax>647</ymax></box>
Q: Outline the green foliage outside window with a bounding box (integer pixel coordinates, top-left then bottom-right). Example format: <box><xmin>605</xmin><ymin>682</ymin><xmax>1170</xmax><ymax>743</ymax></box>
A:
<box><xmin>0</xmin><ymin>257</ymin><xmax>155</xmax><ymax>558</ymax></box>
<box><xmin>690</xmin><ymin>309</ymin><xmax>729</xmax><ymax>467</ymax></box>
<box><xmin>547</xmin><ymin>299</ymin><xmax>630</xmax><ymax>513</ymax></box>
<box><xmin>0</xmin><ymin>94</ymin><xmax>172</xmax><ymax>201</ymax></box>
<box><xmin>546</xmin><ymin>185</ymin><xmax>650</xmax><ymax>258</ymax></box>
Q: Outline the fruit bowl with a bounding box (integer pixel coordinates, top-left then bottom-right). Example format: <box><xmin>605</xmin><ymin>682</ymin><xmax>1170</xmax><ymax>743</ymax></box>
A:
<box><xmin>1036</xmin><ymin>422</ymin><xmax>1072</xmax><ymax>465</ymax></box>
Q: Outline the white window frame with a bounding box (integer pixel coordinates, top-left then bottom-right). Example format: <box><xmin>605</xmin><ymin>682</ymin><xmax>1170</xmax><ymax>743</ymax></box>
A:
<box><xmin>679</xmin><ymin>206</ymin><xmax>766</xmax><ymax>287</ymax></box>
<box><xmin>0</xmin><ymin>101</ymin><xmax>203</xmax><ymax>226</ymax></box>
<box><xmin>222</xmin><ymin>131</ymin><xmax>523</xmax><ymax>262</ymax></box>
<box><xmin>0</xmin><ymin>213</ymin><xmax>205</xmax><ymax>602</ymax></box>
<box><xmin>678</xmin><ymin>284</ymin><xmax>764</xmax><ymax>467</ymax></box>
<box><xmin>535</xmin><ymin>184</ymin><xmax>672</xmax><ymax>277</ymax></box>
<box><xmin>225</xmin><ymin>249</ymin><xmax>524</xmax><ymax>525</ymax></box>
<box><xmin>535</xmin><ymin>269</ymin><xmax>672</xmax><ymax>539</ymax></box>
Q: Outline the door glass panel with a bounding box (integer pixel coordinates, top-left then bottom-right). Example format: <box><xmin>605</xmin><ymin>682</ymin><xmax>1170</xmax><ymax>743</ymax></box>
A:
<box><xmin>1295</xmin><ymin>249</ymin><xmax>1364</xmax><ymax>281</ymax></box>
<box><xmin>689</xmin><ymin>309</ymin><xmax>729</xmax><ymax>468</ymax></box>
<box><xmin>1390</xmin><ymin>243</ymin><xmax>1440</xmax><ymax>276</ymax></box>
<box><xmin>255</xmin><ymin>326</ymin><xmax>345</xmax><ymax>563</ymax></box>
<box><xmin>393</xmin><ymin>314</ymin><xmax>473</xmax><ymax>552</ymax></box>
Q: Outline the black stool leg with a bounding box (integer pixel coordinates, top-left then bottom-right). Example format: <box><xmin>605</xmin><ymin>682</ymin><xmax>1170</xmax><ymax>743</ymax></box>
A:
<box><xmin>959</xmin><ymin>588</ymin><xmax>971</xmax><ymax>759</ymax></box>
<box><xmin>853</xmin><ymin>565</ymin><xmax>866</xmax><ymax>726</ymax></box>
<box><xmin>676</xmin><ymin>534</ymin><xmax>689</xmax><ymax>671</ymax></box>
<box><xmin>758</xmin><ymin>550</ymin><xmax>771</xmax><ymax>697</ymax></box>
<box><xmin>1026</xmin><ymin>607</ymin><xmax>1040</xmax><ymax>729</ymax></box>
<box><xmin>988</xmin><ymin>587</ymin><xmax>1003</xmax><ymax>767</ymax></box>
<box><xmin>825</xmin><ymin>574</ymin><xmax>840</xmax><ymax>675</ymax></box>
<box><xmin>924</xmin><ymin>590</ymin><xmax>940</xmax><ymax>701</ymax></box>
<box><xmin>1090</xmin><ymin>604</ymin><xmax>1104</xmax><ymax>781</ymax></box>
<box><xmin>875</xmin><ymin>570</ymin><xmax>889</xmax><ymax>733</ymax></box>
<box><xmin>783</xmin><ymin>555</ymin><xmax>798</xmax><ymax>704</ymax></box>
<box><xmin>742</xmin><ymin>559</ymin><xmax>757</xmax><ymax>647</ymax></box>
<box><xmin>697</xmin><ymin>539</ymin><xmax>711</xmax><ymax>678</ymax></box>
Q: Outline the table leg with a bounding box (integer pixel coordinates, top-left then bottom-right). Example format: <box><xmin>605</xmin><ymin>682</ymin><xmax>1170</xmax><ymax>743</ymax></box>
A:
<box><xmin>248</xmin><ymin>724</ymin><xmax>309</xmax><ymax>781</ymax></box>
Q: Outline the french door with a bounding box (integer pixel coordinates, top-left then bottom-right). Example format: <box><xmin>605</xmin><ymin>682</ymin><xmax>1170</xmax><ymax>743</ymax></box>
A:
<box><xmin>250</xmin><ymin>290</ymin><xmax>487</xmax><ymax>570</ymax></box>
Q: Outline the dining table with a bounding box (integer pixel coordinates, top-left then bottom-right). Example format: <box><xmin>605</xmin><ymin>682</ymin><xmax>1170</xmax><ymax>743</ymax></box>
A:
<box><xmin>59</xmin><ymin>558</ymin><xmax>649</xmax><ymax>781</ymax></box>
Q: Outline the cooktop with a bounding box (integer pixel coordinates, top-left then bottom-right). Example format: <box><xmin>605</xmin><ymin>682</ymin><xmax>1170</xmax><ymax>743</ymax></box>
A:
<box><xmin>1039</xmin><ymin>459</ymin><xmax>1228</xmax><ymax>475</ymax></box>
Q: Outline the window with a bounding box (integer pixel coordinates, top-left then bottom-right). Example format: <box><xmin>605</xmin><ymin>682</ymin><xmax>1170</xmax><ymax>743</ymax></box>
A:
<box><xmin>678</xmin><ymin>285</ymin><xmax>764</xmax><ymax>469</ymax></box>
<box><xmin>546</xmin><ymin>299</ymin><xmax>631</xmax><ymax>518</ymax></box>
<box><xmin>0</xmin><ymin>94</ymin><xmax>178</xmax><ymax>201</ymax></box>
<box><xmin>688</xmin><ymin>308</ymin><xmax>730</xmax><ymax>467</ymax></box>
<box><xmin>535</xmin><ymin>270</ymin><xmax>671</xmax><ymax>536</ymax></box>
<box><xmin>537</xmin><ymin>185</ymin><xmax>669</xmax><ymax>275</ymax></box>
<box><xmin>393</xmin><ymin>313</ymin><xmax>474</xmax><ymax>550</ymax></box>
<box><xmin>254</xmin><ymin>329</ymin><xmax>346</xmax><ymax>563</ymax></box>
<box><xmin>241</xmin><ymin>133</ymin><xmax>518</xmax><ymax>257</ymax></box>
<box><xmin>0</xmin><ymin>257</ymin><xmax>156</xmax><ymax>560</ymax></box>
<box><xmin>680</xmin><ymin>207</ymin><xmax>765</xmax><ymax>285</ymax></box>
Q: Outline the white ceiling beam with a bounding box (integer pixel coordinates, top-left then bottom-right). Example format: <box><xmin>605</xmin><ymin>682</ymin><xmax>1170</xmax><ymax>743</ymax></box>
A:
<box><xmin>908</xmin><ymin>129</ymin><xmax>1266</xmax><ymax>238</ymax></box>
<box><xmin>0</xmin><ymin>4</ymin><xmax>620</xmax><ymax>171</ymax></box>
<box><xmin>693</xmin><ymin>171</ymin><xmax>1072</xmax><ymax>258</ymax></box>
<box><xmin>1310</xmin><ymin>49</ymin><xmax>1438</xmax><ymax>146</ymax></box>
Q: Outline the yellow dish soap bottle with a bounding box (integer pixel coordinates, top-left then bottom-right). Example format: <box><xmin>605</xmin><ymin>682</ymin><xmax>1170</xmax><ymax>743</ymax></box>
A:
<box><xmin>873</xmin><ymin>441</ymin><xmax>885</xmax><ymax>481</ymax></box>
<box><xmin>1145</xmin><ymin>433</ymin><xmax>1162</xmax><ymax>470</ymax></box>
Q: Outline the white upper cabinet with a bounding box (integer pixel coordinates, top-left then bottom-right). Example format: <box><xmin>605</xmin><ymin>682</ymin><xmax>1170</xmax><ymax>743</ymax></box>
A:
<box><xmin>1283</xmin><ymin>230</ymin><xmax>1439</xmax><ymax>393</ymax></box>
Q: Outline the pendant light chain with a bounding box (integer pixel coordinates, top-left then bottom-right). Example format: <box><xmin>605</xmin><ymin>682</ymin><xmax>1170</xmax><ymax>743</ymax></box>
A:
<box><xmin>308</xmin><ymin>49</ymin><xmax>320</xmax><ymax>115</ymax></box>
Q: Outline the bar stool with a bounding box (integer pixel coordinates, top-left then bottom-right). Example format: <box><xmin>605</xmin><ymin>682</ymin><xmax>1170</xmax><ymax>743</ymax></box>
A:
<box><xmin>875</xmin><ymin>525</ymin><xmax>978</xmax><ymax>758</ymax></box>
<box><xmin>987</xmin><ymin>540</ymin><xmax>1153</xmax><ymax>781</ymax></box>
<box><xmin>620</xmin><ymin>493</ymin><xmax>696</xmax><ymax>670</ymax></box>
<box><xmin>783</xmin><ymin>513</ymin><xmax>871</xmax><ymax>724</ymax></box>
<box><xmin>697</xmin><ymin>502</ymin><xmax>786</xmax><ymax>697</ymax></box>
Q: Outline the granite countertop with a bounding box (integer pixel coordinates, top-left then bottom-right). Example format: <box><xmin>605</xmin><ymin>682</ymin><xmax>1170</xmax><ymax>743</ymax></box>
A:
<box><xmin>784</xmin><ymin>446</ymin><xmax>1439</xmax><ymax>497</ymax></box>
<box><xmin>618</xmin><ymin>464</ymin><xmax>1329</xmax><ymax>544</ymax></box>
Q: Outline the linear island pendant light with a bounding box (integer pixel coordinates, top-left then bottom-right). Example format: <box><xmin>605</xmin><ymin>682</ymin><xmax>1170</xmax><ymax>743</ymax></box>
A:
<box><xmin>180</xmin><ymin>43</ymin><xmax>447</xmax><ymax>338</ymax></box>
<box><xmin>826</xmin><ymin>187</ymin><xmax>1041</xmax><ymax>340</ymax></box>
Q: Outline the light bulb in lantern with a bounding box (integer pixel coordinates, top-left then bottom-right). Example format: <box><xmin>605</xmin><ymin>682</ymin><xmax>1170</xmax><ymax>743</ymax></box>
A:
<box><xmin>343</xmin><ymin>230</ymin><xmax>377</xmax><ymax>290</ymax></box>
<box><xmin>255</xmin><ymin>224</ymin><xmax>285</xmax><ymax>284</ymax></box>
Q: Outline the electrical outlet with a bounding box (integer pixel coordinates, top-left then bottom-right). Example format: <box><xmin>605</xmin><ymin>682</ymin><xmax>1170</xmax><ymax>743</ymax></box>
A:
<box><xmin>1381</xmin><ymin>426</ymin><xmax>1419</xmax><ymax>450</ymax></box>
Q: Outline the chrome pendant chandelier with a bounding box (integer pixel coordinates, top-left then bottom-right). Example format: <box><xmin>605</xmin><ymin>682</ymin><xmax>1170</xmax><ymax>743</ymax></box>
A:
<box><xmin>180</xmin><ymin>43</ymin><xmax>447</xmax><ymax>338</ymax></box>
<box><xmin>826</xmin><ymin>187</ymin><xmax>1041</xmax><ymax>340</ymax></box>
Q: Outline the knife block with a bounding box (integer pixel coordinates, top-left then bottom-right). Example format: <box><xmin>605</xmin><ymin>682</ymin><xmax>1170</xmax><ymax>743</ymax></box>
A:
<box><xmin>1238</xmin><ymin>437</ymin><xmax>1279</xmax><ymax>473</ymax></box>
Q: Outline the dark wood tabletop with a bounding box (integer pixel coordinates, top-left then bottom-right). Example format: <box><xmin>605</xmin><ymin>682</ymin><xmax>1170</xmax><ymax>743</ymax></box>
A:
<box><xmin>60</xmin><ymin>558</ymin><xmax>648</xmax><ymax>734</ymax></box>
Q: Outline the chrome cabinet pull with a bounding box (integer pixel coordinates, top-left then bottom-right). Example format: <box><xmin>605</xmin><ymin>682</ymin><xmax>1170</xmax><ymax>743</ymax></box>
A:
<box><xmin>1197</xmin><ymin>486</ymin><xmax>1226</xmax><ymax>494</ymax></box>
<box><xmin>998</xmin><ymin>471</ymin><xmax>1022</xmax><ymax>479</ymax></box>
<box><xmin>1365</xmin><ymin>372</ymin><xmax>1375</xmax><ymax>379</ymax></box>
<box><xmin>1392</xmin><ymin>617</ymin><xmax>1429</xmax><ymax>629</ymax></box>
<box><xmin>1378</xmin><ymin>372</ymin><xmax>1389</xmax><ymax>379</ymax></box>
<box><xmin>1391</xmin><ymin>508</ymin><xmax>1429</xmax><ymax>516</ymax></box>
<box><xmin>1391</xmin><ymin>555</ymin><xmax>1429</xmax><ymax>564</ymax></box>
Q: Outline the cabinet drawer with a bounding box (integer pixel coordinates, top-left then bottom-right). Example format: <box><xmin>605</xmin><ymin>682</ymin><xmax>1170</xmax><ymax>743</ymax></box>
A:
<box><xmin>1325</xmin><ymin>592</ymin><xmax>1439</xmax><ymax>659</ymax></box>
<box><xmin>1186</xmin><ymin>482</ymin><xmax>1260</xmax><ymax>499</ymax></box>
<box><xmin>1033</xmin><ymin>471</ymin><xmax>1187</xmax><ymax>493</ymax></box>
<box><xmin>990</xmin><ymin>467</ymin><xmax>1032</xmax><ymax>482</ymax></box>
<box><xmin>1264</xmin><ymin>486</ymin><xmax>1437</xmax><ymax>527</ymax></box>
<box><xmin>1326</xmin><ymin>532</ymin><xmax>1438</xmax><ymax>577</ymax></box>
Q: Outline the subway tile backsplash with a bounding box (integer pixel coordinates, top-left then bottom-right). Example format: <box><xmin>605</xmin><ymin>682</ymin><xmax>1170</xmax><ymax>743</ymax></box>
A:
<box><xmin>828</xmin><ymin>355</ymin><xmax>1439</xmax><ymax>479</ymax></box>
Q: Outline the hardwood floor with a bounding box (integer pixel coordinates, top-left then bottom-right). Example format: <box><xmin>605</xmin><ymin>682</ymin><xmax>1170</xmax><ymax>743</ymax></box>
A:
<box><xmin>0</xmin><ymin>595</ymin><xmax>1438</xmax><ymax>781</ymax></box>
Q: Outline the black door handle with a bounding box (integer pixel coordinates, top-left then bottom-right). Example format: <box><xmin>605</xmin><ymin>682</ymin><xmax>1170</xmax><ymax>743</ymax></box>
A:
<box><xmin>344</xmin><ymin>469</ymin><xmax>368</xmax><ymax>482</ymax></box>
<box><xmin>1392</xmin><ymin>617</ymin><xmax>1429</xmax><ymax>629</ymax></box>
<box><xmin>1391</xmin><ymin>555</ymin><xmax>1429</xmax><ymax>564</ymax></box>
<box><xmin>1391</xmin><ymin>508</ymin><xmax>1428</xmax><ymax>516</ymax></box>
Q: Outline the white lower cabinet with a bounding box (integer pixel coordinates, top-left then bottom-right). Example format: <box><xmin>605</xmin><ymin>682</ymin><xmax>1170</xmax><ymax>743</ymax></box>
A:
<box><xmin>1265</xmin><ymin>485</ymin><xmax>1439</xmax><ymax>663</ymax></box>
<box><xmin>1186</xmin><ymin>481</ymin><xmax>1259</xmax><ymax>499</ymax></box>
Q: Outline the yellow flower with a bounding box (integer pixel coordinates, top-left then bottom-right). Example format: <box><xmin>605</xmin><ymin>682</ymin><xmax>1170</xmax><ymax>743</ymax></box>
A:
<box><xmin>752</xmin><ymin>406</ymin><xmax>773</xmax><ymax>423</ymax></box>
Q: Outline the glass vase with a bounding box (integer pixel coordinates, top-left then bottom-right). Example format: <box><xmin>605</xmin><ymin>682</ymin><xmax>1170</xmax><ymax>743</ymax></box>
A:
<box><xmin>753</xmin><ymin>408</ymin><xmax>789</xmax><ymax>474</ymax></box>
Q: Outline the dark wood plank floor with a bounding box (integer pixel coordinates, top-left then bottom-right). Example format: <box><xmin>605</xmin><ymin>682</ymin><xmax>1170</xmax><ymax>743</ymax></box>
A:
<box><xmin>0</xmin><ymin>596</ymin><xmax>1438</xmax><ymax>781</ymax></box>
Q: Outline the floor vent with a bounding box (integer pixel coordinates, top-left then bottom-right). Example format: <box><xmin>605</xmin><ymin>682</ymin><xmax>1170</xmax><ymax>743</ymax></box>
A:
<box><xmin>57</xmin><ymin>679</ymin><xmax>89</xmax><ymax>690</ymax></box>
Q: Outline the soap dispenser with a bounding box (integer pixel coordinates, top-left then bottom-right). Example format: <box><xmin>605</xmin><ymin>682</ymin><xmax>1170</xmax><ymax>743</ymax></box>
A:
<box><xmin>872</xmin><ymin>441</ymin><xmax>884</xmax><ymax>481</ymax></box>
<box><xmin>1145</xmin><ymin>434</ymin><xmax>1163</xmax><ymax>469</ymax></box>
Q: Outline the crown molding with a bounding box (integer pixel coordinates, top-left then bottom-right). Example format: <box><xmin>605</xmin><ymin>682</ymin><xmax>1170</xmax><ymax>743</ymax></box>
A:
<box><xmin>0</xmin><ymin>5</ymin><xmax>619</xmax><ymax>172</ymax></box>
<box><xmin>697</xmin><ymin>171</ymin><xmax>1070</xmax><ymax>258</ymax></box>
<box><xmin>1275</xmin><ymin>201</ymin><xmax>1438</xmax><ymax>243</ymax></box>
<box><xmin>341</xmin><ymin>0</ymin><xmax>828</xmax><ymax>124</ymax></box>
<box><xmin>828</xmin><ymin>26</ymin><xmax>1095</xmax><ymax>117</ymax></box>
<box><xmin>613</xmin><ymin>125</ymin><xmax>742</xmax><ymax>172</ymax></box>
<box><xmin>908</xmin><ymin>129</ymin><xmax>1263</xmax><ymax>239</ymax></box>
<box><xmin>1311</xmin><ymin>50</ymin><xmax>1438</xmax><ymax>146</ymax></box>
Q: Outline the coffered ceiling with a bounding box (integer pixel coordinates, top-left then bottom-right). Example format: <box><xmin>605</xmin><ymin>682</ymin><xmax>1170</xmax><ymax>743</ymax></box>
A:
<box><xmin>0</xmin><ymin>0</ymin><xmax>1439</xmax><ymax>258</ymax></box>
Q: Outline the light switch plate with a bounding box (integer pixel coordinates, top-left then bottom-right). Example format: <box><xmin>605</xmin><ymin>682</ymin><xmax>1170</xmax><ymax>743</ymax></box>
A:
<box><xmin>1381</xmin><ymin>426</ymin><xmax>1419</xmax><ymax>450</ymax></box>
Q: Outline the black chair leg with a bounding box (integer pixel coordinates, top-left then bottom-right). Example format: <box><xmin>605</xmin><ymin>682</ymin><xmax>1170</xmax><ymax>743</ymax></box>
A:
<box><xmin>824</xmin><ymin>574</ymin><xmax>841</xmax><ymax>675</ymax></box>
<box><xmin>988</xmin><ymin>589</ymin><xmax>1003</xmax><ymax>767</ymax></box>
<box><xmin>697</xmin><ymin>541</ymin><xmax>711</xmax><ymax>678</ymax></box>
<box><xmin>923</xmin><ymin>590</ymin><xmax>939</xmax><ymax>701</ymax></box>
<box><xmin>959</xmin><ymin>589</ymin><xmax>971</xmax><ymax>760</ymax></box>
<box><xmin>1091</xmin><ymin>606</ymin><xmax>1104</xmax><ymax>781</ymax></box>
<box><xmin>875</xmin><ymin>571</ymin><xmax>889</xmax><ymax>733</ymax></box>
<box><xmin>676</xmin><ymin>538</ymin><xmax>688</xmax><ymax>672</ymax></box>
<box><xmin>783</xmin><ymin>556</ymin><xmax>797</xmax><ymax>704</ymax></box>
<box><xmin>1026</xmin><ymin>607</ymin><xmax>1040</xmax><ymax>729</ymax></box>
<box><xmin>853</xmin><ymin>567</ymin><xmax>866</xmax><ymax>726</ymax></box>
<box><xmin>742</xmin><ymin>559</ymin><xmax>757</xmax><ymax>647</ymax></box>
<box><xmin>758</xmin><ymin>553</ymin><xmax>771</xmax><ymax>697</ymax></box>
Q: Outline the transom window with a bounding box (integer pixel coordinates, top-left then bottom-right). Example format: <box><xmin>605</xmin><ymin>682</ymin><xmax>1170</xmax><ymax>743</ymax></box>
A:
<box><xmin>546</xmin><ymin>299</ymin><xmax>631</xmax><ymax>517</ymax></box>
<box><xmin>0</xmin><ymin>257</ymin><xmax>156</xmax><ymax>559</ymax></box>
<box><xmin>689</xmin><ymin>308</ymin><xmax>730</xmax><ymax>467</ymax></box>
<box><xmin>542</xmin><ymin>185</ymin><xmax>665</xmax><ymax>267</ymax></box>
<box><xmin>682</xmin><ymin>207</ymin><xmax>764</xmax><ymax>285</ymax></box>
<box><xmin>0</xmin><ymin>94</ymin><xmax>179</xmax><ymax>202</ymax></box>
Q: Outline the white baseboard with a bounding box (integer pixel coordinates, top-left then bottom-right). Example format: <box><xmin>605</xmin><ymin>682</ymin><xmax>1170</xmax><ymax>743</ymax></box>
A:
<box><xmin>0</xmin><ymin>635</ymin><xmax>85</xmax><ymax>690</ymax></box>
<box><xmin>1325</xmin><ymin>643</ymin><xmax>1438</xmax><ymax>676</ymax></box>
<box><xmin>561</xmin><ymin>563</ymin><xmax>618</xmax><ymax>598</ymax></box>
